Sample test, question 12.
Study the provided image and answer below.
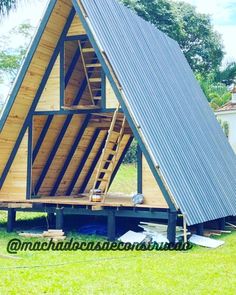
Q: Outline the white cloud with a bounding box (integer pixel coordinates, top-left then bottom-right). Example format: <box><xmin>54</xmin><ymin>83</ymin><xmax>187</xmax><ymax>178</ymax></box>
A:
<box><xmin>182</xmin><ymin>0</ymin><xmax>236</xmax><ymax>25</ymax></box>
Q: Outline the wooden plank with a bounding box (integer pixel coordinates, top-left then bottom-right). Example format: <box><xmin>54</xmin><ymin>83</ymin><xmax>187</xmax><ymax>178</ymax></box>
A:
<box><xmin>106</xmin><ymin>78</ymin><xmax>118</xmax><ymax>108</ymax></box>
<box><xmin>27</xmin><ymin>194</ymin><xmax>168</xmax><ymax>208</ymax></box>
<box><xmin>36</xmin><ymin>56</ymin><xmax>60</xmax><ymax>111</ymax></box>
<box><xmin>142</xmin><ymin>155</ymin><xmax>168</xmax><ymax>208</ymax></box>
<box><xmin>67</xmin><ymin>14</ymin><xmax>86</xmax><ymax>36</ymax></box>
<box><xmin>0</xmin><ymin>130</ymin><xmax>28</xmax><ymax>201</ymax></box>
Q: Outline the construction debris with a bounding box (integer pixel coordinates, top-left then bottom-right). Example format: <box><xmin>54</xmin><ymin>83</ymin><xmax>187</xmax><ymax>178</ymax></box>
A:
<box><xmin>19</xmin><ymin>229</ymin><xmax>66</xmax><ymax>241</ymax></box>
<box><xmin>203</xmin><ymin>229</ymin><xmax>231</xmax><ymax>237</ymax></box>
<box><xmin>118</xmin><ymin>231</ymin><xmax>147</xmax><ymax>244</ymax></box>
<box><xmin>226</xmin><ymin>222</ymin><xmax>236</xmax><ymax>229</ymax></box>
<box><xmin>189</xmin><ymin>234</ymin><xmax>224</xmax><ymax>248</ymax></box>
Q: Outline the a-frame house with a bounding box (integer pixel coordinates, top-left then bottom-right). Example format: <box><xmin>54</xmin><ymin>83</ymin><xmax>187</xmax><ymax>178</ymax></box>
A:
<box><xmin>0</xmin><ymin>0</ymin><xmax>236</xmax><ymax>241</ymax></box>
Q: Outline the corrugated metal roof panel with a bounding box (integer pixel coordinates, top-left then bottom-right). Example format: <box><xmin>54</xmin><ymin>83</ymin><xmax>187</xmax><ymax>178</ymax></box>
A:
<box><xmin>79</xmin><ymin>0</ymin><xmax>236</xmax><ymax>225</ymax></box>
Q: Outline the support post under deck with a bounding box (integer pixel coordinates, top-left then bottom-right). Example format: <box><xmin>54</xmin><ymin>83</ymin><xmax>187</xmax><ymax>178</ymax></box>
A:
<box><xmin>196</xmin><ymin>223</ymin><xmax>204</xmax><ymax>236</ymax></box>
<box><xmin>47</xmin><ymin>212</ymin><xmax>55</xmax><ymax>229</ymax></box>
<box><xmin>218</xmin><ymin>217</ymin><xmax>226</xmax><ymax>230</ymax></box>
<box><xmin>7</xmin><ymin>208</ymin><xmax>16</xmax><ymax>232</ymax></box>
<box><xmin>167</xmin><ymin>210</ymin><xmax>177</xmax><ymax>243</ymax></box>
<box><xmin>56</xmin><ymin>208</ymin><xmax>64</xmax><ymax>230</ymax></box>
<box><xmin>107</xmin><ymin>210</ymin><xmax>116</xmax><ymax>241</ymax></box>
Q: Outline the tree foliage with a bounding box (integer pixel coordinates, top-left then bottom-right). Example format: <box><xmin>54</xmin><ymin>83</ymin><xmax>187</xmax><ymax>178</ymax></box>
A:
<box><xmin>123</xmin><ymin>139</ymin><xmax>138</xmax><ymax>164</ymax></box>
<box><xmin>0</xmin><ymin>0</ymin><xmax>18</xmax><ymax>16</ymax></box>
<box><xmin>121</xmin><ymin>0</ymin><xmax>224</xmax><ymax>75</ymax></box>
<box><xmin>214</xmin><ymin>62</ymin><xmax>236</xmax><ymax>86</ymax></box>
<box><xmin>0</xmin><ymin>22</ymin><xmax>34</xmax><ymax>83</ymax></box>
<box><xmin>196</xmin><ymin>73</ymin><xmax>231</xmax><ymax>110</ymax></box>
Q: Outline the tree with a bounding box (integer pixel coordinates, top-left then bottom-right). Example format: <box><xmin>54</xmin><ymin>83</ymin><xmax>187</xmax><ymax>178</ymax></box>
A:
<box><xmin>214</xmin><ymin>62</ymin><xmax>236</xmax><ymax>86</ymax></box>
<box><xmin>121</xmin><ymin>0</ymin><xmax>224</xmax><ymax>75</ymax></box>
<box><xmin>0</xmin><ymin>22</ymin><xmax>34</xmax><ymax>83</ymax></box>
<box><xmin>196</xmin><ymin>73</ymin><xmax>231</xmax><ymax>110</ymax></box>
<box><xmin>0</xmin><ymin>0</ymin><xmax>19</xmax><ymax>16</ymax></box>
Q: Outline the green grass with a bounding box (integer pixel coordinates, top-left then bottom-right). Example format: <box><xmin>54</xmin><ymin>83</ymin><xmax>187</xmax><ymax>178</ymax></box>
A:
<box><xmin>0</xmin><ymin>164</ymin><xmax>235</xmax><ymax>294</ymax></box>
<box><xmin>0</xmin><ymin>214</ymin><xmax>235</xmax><ymax>295</ymax></box>
<box><xmin>109</xmin><ymin>164</ymin><xmax>137</xmax><ymax>194</ymax></box>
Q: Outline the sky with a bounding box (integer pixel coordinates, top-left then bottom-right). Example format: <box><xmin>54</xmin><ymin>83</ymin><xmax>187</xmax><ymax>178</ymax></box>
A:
<box><xmin>0</xmin><ymin>0</ymin><xmax>236</xmax><ymax>100</ymax></box>
<box><xmin>183</xmin><ymin>0</ymin><xmax>236</xmax><ymax>63</ymax></box>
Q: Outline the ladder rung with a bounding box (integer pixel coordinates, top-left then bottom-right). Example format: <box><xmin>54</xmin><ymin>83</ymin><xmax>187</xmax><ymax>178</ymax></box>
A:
<box><xmin>109</xmin><ymin>140</ymin><xmax>118</xmax><ymax>144</ymax></box>
<box><xmin>104</xmin><ymin>159</ymin><xmax>114</xmax><ymax>163</ymax></box>
<box><xmin>94</xmin><ymin>96</ymin><xmax>102</xmax><ymax>100</ymax></box>
<box><xmin>82</xmin><ymin>48</ymin><xmax>95</xmax><ymax>53</ymax></box>
<box><xmin>100</xmin><ymin>169</ymin><xmax>112</xmax><ymax>173</ymax></box>
<box><xmin>110</xmin><ymin>131</ymin><xmax>120</xmax><ymax>136</ymax></box>
<box><xmin>89</xmin><ymin>78</ymin><xmax>102</xmax><ymax>83</ymax></box>
<box><xmin>108</xmin><ymin>150</ymin><xmax>117</xmax><ymax>155</ymax></box>
<box><xmin>97</xmin><ymin>178</ymin><xmax>108</xmax><ymax>182</ymax></box>
<box><xmin>92</xmin><ymin>88</ymin><xmax>101</xmax><ymax>91</ymax></box>
<box><xmin>86</xmin><ymin>63</ymin><xmax>101</xmax><ymax>68</ymax></box>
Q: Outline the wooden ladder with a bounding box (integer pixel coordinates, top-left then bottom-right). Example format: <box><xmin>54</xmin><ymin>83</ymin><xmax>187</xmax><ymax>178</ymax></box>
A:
<box><xmin>89</xmin><ymin>104</ymin><xmax>126</xmax><ymax>202</ymax></box>
<box><xmin>78</xmin><ymin>40</ymin><xmax>102</xmax><ymax>105</ymax></box>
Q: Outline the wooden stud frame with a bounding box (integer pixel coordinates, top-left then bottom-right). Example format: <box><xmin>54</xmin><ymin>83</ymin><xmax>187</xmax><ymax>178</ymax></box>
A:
<box><xmin>50</xmin><ymin>114</ymin><xmax>91</xmax><ymax>196</ymax></box>
<box><xmin>0</xmin><ymin>7</ymin><xmax>76</xmax><ymax>189</ymax></box>
<box><xmin>66</xmin><ymin>128</ymin><xmax>100</xmax><ymax>195</ymax></box>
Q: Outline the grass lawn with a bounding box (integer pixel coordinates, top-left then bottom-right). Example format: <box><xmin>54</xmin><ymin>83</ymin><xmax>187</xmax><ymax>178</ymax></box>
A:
<box><xmin>0</xmin><ymin>164</ymin><xmax>235</xmax><ymax>294</ymax></box>
<box><xmin>0</xmin><ymin>215</ymin><xmax>235</xmax><ymax>294</ymax></box>
<box><xmin>109</xmin><ymin>164</ymin><xmax>137</xmax><ymax>194</ymax></box>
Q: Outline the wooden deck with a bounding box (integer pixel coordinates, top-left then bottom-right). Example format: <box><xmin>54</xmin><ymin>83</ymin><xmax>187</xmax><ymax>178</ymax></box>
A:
<box><xmin>28</xmin><ymin>194</ymin><xmax>164</xmax><ymax>208</ymax></box>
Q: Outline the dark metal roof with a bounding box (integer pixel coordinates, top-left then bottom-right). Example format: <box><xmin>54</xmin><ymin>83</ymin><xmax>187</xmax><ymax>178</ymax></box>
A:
<box><xmin>80</xmin><ymin>0</ymin><xmax>236</xmax><ymax>225</ymax></box>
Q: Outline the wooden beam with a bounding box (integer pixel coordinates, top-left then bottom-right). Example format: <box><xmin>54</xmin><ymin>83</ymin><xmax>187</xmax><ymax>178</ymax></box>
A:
<box><xmin>60</xmin><ymin>45</ymin><xmax>65</xmax><ymax>108</ymax></box>
<box><xmin>101</xmin><ymin>69</ymin><xmax>106</xmax><ymax>108</ymax></box>
<box><xmin>33</xmin><ymin>115</ymin><xmax>54</xmax><ymax>162</ymax></box>
<box><xmin>66</xmin><ymin>129</ymin><xmax>100</xmax><ymax>195</ymax></box>
<box><xmin>65</xmin><ymin>34</ymin><xmax>88</xmax><ymax>42</ymax></box>
<box><xmin>50</xmin><ymin>114</ymin><xmax>91</xmax><ymax>196</ymax></box>
<box><xmin>78</xmin><ymin>133</ymin><xmax>107</xmax><ymax>193</ymax></box>
<box><xmin>137</xmin><ymin>144</ymin><xmax>142</xmax><ymax>194</ymax></box>
<box><xmin>33</xmin><ymin>108</ymin><xmax>118</xmax><ymax>116</ymax></box>
<box><xmin>34</xmin><ymin>115</ymin><xmax>73</xmax><ymax>194</ymax></box>
<box><xmin>65</xmin><ymin>46</ymin><xmax>81</xmax><ymax>88</ymax></box>
<box><xmin>27</xmin><ymin>119</ymin><xmax>33</xmax><ymax>199</ymax></box>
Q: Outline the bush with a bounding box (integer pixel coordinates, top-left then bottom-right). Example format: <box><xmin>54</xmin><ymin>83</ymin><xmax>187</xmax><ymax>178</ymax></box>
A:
<box><xmin>123</xmin><ymin>139</ymin><xmax>138</xmax><ymax>164</ymax></box>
